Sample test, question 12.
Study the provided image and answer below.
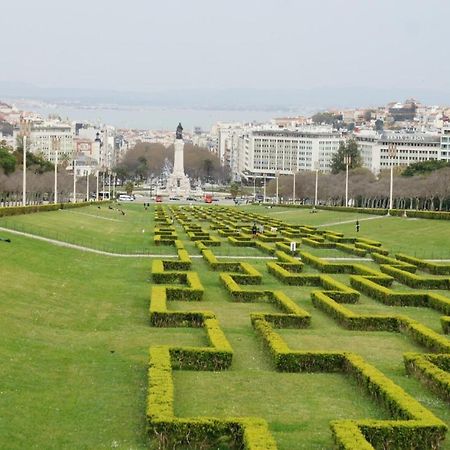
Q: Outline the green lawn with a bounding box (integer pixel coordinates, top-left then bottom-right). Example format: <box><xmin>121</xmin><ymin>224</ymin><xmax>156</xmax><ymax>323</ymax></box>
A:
<box><xmin>1</xmin><ymin>204</ymin><xmax>449</xmax><ymax>449</ymax></box>
<box><xmin>240</xmin><ymin>205</ymin><xmax>450</xmax><ymax>258</ymax></box>
<box><xmin>0</xmin><ymin>203</ymin><xmax>174</xmax><ymax>254</ymax></box>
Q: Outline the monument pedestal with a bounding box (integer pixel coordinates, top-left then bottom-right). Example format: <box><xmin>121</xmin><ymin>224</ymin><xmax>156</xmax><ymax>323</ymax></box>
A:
<box><xmin>166</xmin><ymin>138</ymin><xmax>190</xmax><ymax>197</ymax></box>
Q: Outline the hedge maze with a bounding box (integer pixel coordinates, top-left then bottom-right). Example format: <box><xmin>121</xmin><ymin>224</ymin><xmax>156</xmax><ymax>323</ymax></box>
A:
<box><xmin>147</xmin><ymin>205</ymin><xmax>450</xmax><ymax>449</ymax></box>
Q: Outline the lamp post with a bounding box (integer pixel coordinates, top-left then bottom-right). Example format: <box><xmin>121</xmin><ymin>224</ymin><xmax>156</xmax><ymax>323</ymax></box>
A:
<box><xmin>292</xmin><ymin>172</ymin><xmax>296</xmax><ymax>204</ymax></box>
<box><xmin>86</xmin><ymin>170</ymin><xmax>90</xmax><ymax>202</ymax></box>
<box><xmin>22</xmin><ymin>135</ymin><xmax>27</xmax><ymax>206</ymax></box>
<box><xmin>275</xmin><ymin>170</ymin><xmax>280</xmax><ymax>204</ymax></box>
<box><xmin>344</xmin><ymin>154</ymin><xmax>352</xmax><ymax>207</ymax></box>
<box><xmin>388</xmin><ymin>143</ymin><xmax>397</xmax><ymax>211</ymax></box>
<box><xmin>96</xmin><ymin>170</ymin><xmax>99</xmax><ymax>201</ymax></box>
<box><xmin>73</xmin><ymin>156</ymin><xmax>77</xmax><ymax>203</ymax></box>
<box><xmin>263</xmin><ymin>175</ymin><xmax>266</xmax><ymax>203</ymax></box>
<box><xmin>314</xmin><ymin>161</ymin><xmax>320</xmax><ymax>208</ymax></box>
<box><xmin>51</xmin><ymin>136</ymin><xmax>60</xmax><ymax>204</ymax></box>
<box><xmin>113</xmin><ymin>172</ymin><xmax>116</xmax><ymax>198</ymax></box>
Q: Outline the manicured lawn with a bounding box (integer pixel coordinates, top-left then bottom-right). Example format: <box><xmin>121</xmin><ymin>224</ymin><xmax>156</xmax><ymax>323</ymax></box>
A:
<box><xmin>0</xmin><ymin>203</ymin><xmax>174</xmax><ymax>254</ymax></box>
<box><xmin>240</xmin><ymin>205</ymin><xmax>450</xmax><ymax>258</ymax></box>
<box><xmin>1</xmin><ymin>203</ymin><xmax>449</xmax><ymax>449</ymax></box>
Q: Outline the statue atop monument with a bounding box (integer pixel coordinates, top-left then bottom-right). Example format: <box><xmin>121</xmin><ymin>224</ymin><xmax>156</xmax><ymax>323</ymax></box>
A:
<box><xmin>176</xmin><ymin>122</ymin><xmax>183</xmax><ymax>140</ymax></box>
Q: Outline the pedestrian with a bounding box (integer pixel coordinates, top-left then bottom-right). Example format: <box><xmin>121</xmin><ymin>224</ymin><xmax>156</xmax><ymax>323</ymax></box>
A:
<box><xmin>251</xmin><ymin>222</ymin><xmax>257</xmax><ymax>238</ymax></box>
<box><xmin>356</xmin><ymin>220</ymin><xmax>360</xmax><ymax>233</ymax></box>
<box><xmin>259</xmin><ymin>224</ymin><xmax>264</xmax><ymax>234</ymax></box>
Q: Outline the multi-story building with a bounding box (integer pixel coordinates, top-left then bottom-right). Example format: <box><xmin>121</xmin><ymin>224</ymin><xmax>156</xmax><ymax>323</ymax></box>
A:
<box><xmin>355</xmin><ymin>130</ymin><xmax>444</xmax><ymax>174</ymax></box>
<box><xmin>440</xmin><ymin>126</ymin><xmax>450</xmax><ymax>161</ymax></box>
<box><xmin>240</xmin><ymin>126</ymin><xmax>342</xmax><ymax>181</ymax></box>
<box><xmin>17</xmin><ymin>120</ymin><xmax>74</xmax><ymax>163</ymax></box>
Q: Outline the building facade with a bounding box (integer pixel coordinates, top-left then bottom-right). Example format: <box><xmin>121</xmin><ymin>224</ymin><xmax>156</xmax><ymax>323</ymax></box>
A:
<box><xmin>240</xmin><ymin>127</ymin><xmax>342</xmax><ymax>180</ymax></box>
<box><xmin>355</xmin><ymin>130</ymin><xmax>445</xmax><ymax>174</ymax></box>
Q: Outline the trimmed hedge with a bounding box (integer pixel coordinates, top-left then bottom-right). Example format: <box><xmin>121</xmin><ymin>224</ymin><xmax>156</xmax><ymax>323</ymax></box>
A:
<box><xmin>380</xmin><ymin>264</ymin><xmax>450</xmax><ymax>289</ymax></box>
<box><xmin>0</xmin><ymin>201</ymin><xmax>107</xmax><ymax>217</ymax></box>
<box><xmin>442</xmin><ymin>316</ymin><xmax>450</xmax><ymax>334</ymax></box>
<box><xmin>396</xmin><ymin>253</ymin><xmax>450</xmax><ymax>275</ymax></box>
<box><xmin>149</xmin><ymin>286</ymin><xmax>212</xmax><ymax>327</ymax></box>
<box><xmin>371</xmin><ymin>253</ymin><xmax>417</xmax><ymax>273</ymax></box>
<box><xmin>404</xmin><ymin>353</ymin><xmax>450</xmax><ymax>402</ymax></box>
<box><xmin>268</xmin><ymin>203</ymin><xmax>450</xmax><ymax>221</ymax></box>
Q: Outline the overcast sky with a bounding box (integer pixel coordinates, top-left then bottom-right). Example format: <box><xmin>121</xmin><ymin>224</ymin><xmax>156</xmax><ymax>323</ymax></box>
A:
<box><xmin>2</xmin><ymin>0</ymin><xmax>449</xmax><ymax>93</ymax></box>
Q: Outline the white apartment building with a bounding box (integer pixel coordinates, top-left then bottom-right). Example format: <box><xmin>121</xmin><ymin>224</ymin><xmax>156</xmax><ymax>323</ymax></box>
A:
<box><xmin>19</xmin><ymin>121</ymin><xmax>74</xmax><ymax>163</ymax></box>
<box><xmin>355</xmin><ymin>130</ymin><xmax>445</xmax><ymax>174</ymax></box>
<box><xmin>240</xmin><ymin>127</ymin><xmax>342</xmax><ymax>180</ymax></box>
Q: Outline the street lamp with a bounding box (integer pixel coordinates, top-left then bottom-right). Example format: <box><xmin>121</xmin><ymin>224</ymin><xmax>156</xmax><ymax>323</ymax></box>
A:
<box><xmin>263</xmin><ymin>175</ymin><xmax>266</xmax><ymax>203</ymax></box>
<box><xmin>313</xmin><ymin>161</ymin><xmax>320</xmax><ymax>208</ymax></box>
<box><xmin>51</xmin><ymin>136</ymin><xmax>60</xmax><ymax>204</ymax></box>
<box><xmin>22</xmin><ymin>135</ymin><xmax>27</xmax><ymax>206</ymax></box>
<box><xmin>86</xmin><ymin>170</ymin><xmax>90</xmax><ymax>202</ymax></box>
<box><xmin>73</xmin><ymin>154</ymin><xmax>77</xmax><ymax>203</ymax></box>
<box><xmin>275</xmin><ymin>170</ymin><xmax>280</xmax><ymax>204</ymax></box>
<box><xmin>343</xmin><ymin>154</ymin><xmax>352</xmax><ymax>207</ymax></box>
<box><xmin>96</xmin><ymin>170</ymin><xmax>99</xmax><ymax>202</ymax></box>
<box><xmin>388</xmin><ymin>143</ymin><xmax>397</xmax><ymax>212</ymax></box>
<box><xmin>292</xmin><ymin>171</ymin><xmax>296</xmax><ymax>204</ymax></box>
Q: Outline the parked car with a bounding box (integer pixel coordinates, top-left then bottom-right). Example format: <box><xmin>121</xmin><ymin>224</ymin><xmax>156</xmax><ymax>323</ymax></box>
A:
<box><xmin>169</xmin><ymin>196</ymin><xmax>180</xmax><ymax>201</ymax></box>
<box><xmin>118</xmin><ymin>194</ymin><xmax>134</xmax><ymax>201</ymax></box>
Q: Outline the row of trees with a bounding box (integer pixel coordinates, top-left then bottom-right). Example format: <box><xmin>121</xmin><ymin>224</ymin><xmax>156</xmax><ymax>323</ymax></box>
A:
<box><xmin>264</xmin><ymin>166</ymin><xmax>450</xmax><ymax>210</ymax></box>
<box><xmin>114</xmin><ymin>142</ymin><xmax>229</xmax><ymax>183</ymax></box>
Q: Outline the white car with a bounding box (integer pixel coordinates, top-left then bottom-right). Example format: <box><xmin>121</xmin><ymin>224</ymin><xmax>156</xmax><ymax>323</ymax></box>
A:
<box><xmin>118</xmin><ymin>194</ymin><xmax>134</xmax><ymax>201</ymax></box>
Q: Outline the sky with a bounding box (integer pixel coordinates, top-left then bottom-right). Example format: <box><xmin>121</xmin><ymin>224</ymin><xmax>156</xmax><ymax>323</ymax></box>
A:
<box><xmin>2</xmin><ymin>0</ymin><xmax>450</xmax><ymax>94</ymax></box>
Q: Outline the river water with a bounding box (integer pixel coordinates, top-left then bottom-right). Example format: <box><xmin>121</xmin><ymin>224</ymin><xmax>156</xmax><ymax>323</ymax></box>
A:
<box><xmin>15</xmin><ymin>101</ymin><xmax>307</xmax><ymax>131</ymax></box>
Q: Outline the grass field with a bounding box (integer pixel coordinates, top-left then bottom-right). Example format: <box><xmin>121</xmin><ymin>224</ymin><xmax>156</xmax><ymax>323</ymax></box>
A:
<box><xmin>0</xmin><ymin>203</ymin><xmax>449</xmax><ymax>449</ymax></box>
<box><xmin>241</xmin><ymin>205</ymin><xmax>450</xmax><ymax>258</ymax></box>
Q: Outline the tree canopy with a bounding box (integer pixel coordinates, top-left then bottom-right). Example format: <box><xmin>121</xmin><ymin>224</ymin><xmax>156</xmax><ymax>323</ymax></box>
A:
<box><xmin>401</xmin><ymin>160</ymin><xmax>450</xmax><ymax>177</ymax></box>
<box><xmin>114</xmin><ymin>142</ymin><xmax>229</xmax><ymax>183</ymax></box>
<box><xmin>330</xmin><ymin>140</ymin><xmax>362</xmax><ymax>174</ymax></box>
<box><xmin>311</xmin><ymin>112</ymin><xmax>342</xmax><ymax>125</ymax></box>
<box><xmin>0</xmin><ymin>143</ymin><xmax>16</xmax><ymax>175</ymax></box>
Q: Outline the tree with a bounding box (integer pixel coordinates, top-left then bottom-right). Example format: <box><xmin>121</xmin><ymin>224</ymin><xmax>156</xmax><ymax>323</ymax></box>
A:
<box><xmin>0</xmin><ymin>143</ymin><xmax>16</xmax><ymax>175</ymax></box>
<box><xmin>311</xmin><ymin>112</ymin><xmax>341</xmax><ymax>125</ymax></box>
<box><xmin>136</xmin><ymin>156</ymin><xmax>148</xmax><ymax>181</ymax></box>
<box><xmin>229</xmin><ymin>182</ymin><xmax>240</xmax><ymax>198</ymax></box>
<box><xmin>330</xmin><ymin>140</ymin><xmax>362</xmax><ymax>174</ymax></box>
<box><xmin>401</xmin><ymin>160</ymin><xmax>450</xmax><ymax>177</ymax></box>
<box><xmin>375</xmin><ymin>119</ymin><xmax>384</xmax><ymax>132</ymax></box>
<box><xmin>124</xmin><ymin>181</ymin><xmax>134</xmax><ymax>195</ymax></box>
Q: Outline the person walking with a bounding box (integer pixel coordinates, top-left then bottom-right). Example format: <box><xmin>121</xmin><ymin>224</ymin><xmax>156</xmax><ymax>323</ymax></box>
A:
<box><xmin>252</xmin><ymin>222</ymin><xmax>258</xmax><ymax>238</ymax></box>
<box><xmin>356</xmin><ymin>220</ymin><xmax>360</xmax><ymax>233</ymax></box>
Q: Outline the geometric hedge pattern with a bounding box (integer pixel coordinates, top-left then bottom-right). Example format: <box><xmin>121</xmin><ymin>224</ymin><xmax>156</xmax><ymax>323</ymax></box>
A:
<box><xmin>148</xmin><ymin>205</ymin><xmax>450</xmax><ymax>449</ymax></box>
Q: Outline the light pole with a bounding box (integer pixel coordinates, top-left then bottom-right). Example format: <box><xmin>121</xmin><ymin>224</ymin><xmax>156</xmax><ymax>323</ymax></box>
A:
<box><xmin>73</xmin><ymin>156</ymin><xmax>77</xmax><ymax>203</ymax></box>
<box><xmin>344</xmin><ymin>154</ymin><xmax>352</xmax><ymax>207</ymax></box>
<box><xmin>314</xmin><ymin>161</ymin><xmax>319</xmax><ymax>208</ymax></box>
<box><xmin>292</xmin><ymin>172</ymin><xmax>296</xmax><ymax>204</ymax></box>
<box><xmin>263</xmin><ymin>175</ymin><xmax>266</xmax><ymax>203</ymax></box>
<box><xmin>388</xmin><ymin>143</ymin><xmax>397</xmax><ymax>211</ymax></box>
<box><xmin>22</xmin><ymin>135</ymin><xmax>27</xmax><ymax>206</ymax></box>
<box><xmin>86</xmin><ymin>170</ymin><xmax>90</xmax><ymax>202</ymax></box>
<box><xmin>96</xmin><ymin>170</ymin><xmax>99</xmax><ymax>201</ymax></box>
<box><xmin>52</xmin><ymin>136</ymin><xmax>59</xmax><ymax>204</ymax></box>
<box><xmin>275</xmin><ymin>170</ymin><xmax>280</xmax><ymax>204</ymax></box>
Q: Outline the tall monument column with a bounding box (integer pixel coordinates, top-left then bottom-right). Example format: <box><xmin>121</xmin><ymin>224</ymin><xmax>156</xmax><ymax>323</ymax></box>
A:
<box><xmin>166</xmin><ymin>123</ymin><xmax>191</xmax><ymax>196</ymax></box>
